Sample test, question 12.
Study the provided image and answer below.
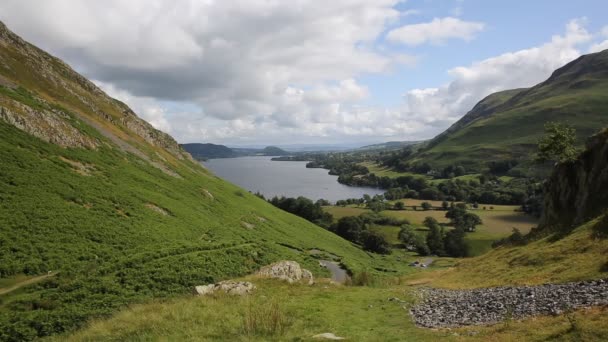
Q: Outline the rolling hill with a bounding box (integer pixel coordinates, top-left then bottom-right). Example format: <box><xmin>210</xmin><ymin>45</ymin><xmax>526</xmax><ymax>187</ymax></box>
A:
<box><xmin>409</xmin><ymin>49</ymin><xmax>608</xmax><ymax>174</ymax></box>
<box><xmin>0</xmin><ymin>21</ymin><xmax>383</xmax><ymax>340</ymax></box>
<box><xmin>180</xmin><ymin>143</ymin><xmax>237</xmax><ymax>159</ymax></box>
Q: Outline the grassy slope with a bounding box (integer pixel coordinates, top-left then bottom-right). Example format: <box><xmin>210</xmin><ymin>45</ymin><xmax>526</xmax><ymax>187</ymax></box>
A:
<box><xmin>408</xmin><ymin>50</ymin><xmax>608</xmax><ymax>171</ymax></box>
<box><xmin>0</xmin><ymin>23</ymin><xmax>399</xmax><ymax>339</ymax></box>
<box><xmin>410</xmin><ymin>218</ymin><xmax>608</xmax><ymax>289</ymax></box>
<box><xmin>63</xmin><ymin>218</ymin><xmax>608</xmax><ymax>342</ymax></box>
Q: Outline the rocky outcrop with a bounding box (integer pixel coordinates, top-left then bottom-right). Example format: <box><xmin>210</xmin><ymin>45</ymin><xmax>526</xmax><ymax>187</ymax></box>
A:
<box><xmin>257</xmin><ymin>260</ymin><xmax>314</xmax><ymax>285</ymax></box>
<box><xmin>0</xmin><ymin>103</ymin><xmax>98</xmax><ymax>149</ymax></box>
<box><xmin>193</xmin><ymin>281</ymin><xmax>256</xmax><ymax>296</ymax></box>
<box><xmin>538</xmin><ymin>129</ymin><xmax>608</xmax><ymax>234</ymax></box>
<box><xmin>410</xmin><ymin>279</ymin><xmax>608</xmax><ymax>328</ymax></box>
<box><xmin>0</xmin><ymin>20</ymin><xmax>192</xmax><ymax>162</ymax></box>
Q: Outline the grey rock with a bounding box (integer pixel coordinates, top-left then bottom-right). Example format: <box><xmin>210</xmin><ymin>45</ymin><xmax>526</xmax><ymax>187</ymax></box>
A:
<box><xmin>257</xmin><ymin>260</ymin><xmax>314</xmax><ymax>285</ymax></box>
<box><xmin>194</xmin><ymin>281</ymin><xmax>256</xmax><ymax>296</ymax></box>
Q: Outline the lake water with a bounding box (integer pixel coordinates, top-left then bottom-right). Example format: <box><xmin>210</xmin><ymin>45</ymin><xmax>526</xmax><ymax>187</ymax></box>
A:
<box><xmin>203</xmin><ymin>156</ymin><xmax>384</xmax><ymax>202</ymax></box>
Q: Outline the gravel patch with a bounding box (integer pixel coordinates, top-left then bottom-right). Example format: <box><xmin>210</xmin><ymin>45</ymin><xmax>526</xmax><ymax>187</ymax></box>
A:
<box><xmin>411</xmin><ymin>279</ymin><xmax>608</xmax><ymax>328</ymax></box>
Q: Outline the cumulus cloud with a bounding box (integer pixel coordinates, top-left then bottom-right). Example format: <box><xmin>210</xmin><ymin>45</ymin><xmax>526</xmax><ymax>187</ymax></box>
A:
<box><xmin>396</xmin><ymin>18</ymin><xmax>592</xmax><ymax>134</ymax></box>
<box><xmin>0</xmin><ymin>2</ymin><xmax>604</xmax><ymax>145</ymax></box>
<box><xmin>386</xmin><ymin>17</ymin><xmax>484</xmax><ymax>46</ymax></box>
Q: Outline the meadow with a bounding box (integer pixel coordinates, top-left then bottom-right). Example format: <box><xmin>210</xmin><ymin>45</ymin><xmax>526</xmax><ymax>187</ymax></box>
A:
<box><xmin>324</xmin><ymin>202</ymin><xmax>538</xmax><ymax>256</ymax></box>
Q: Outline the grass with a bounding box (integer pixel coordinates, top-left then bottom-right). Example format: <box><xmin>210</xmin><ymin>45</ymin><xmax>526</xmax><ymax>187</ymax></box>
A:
<box><xmin>324</xmin><ymin>202</ymin><xmax>538</xmax><ymax>256</ymax></box>
<box><xmin>51</xmin><ymin>213</ymin><xmax>608</xmax><ymax>341</ymax></box>
<box><xmin>414</xmin><ymin>218</ymin><xmax>608</xmax><ymax>289</ymax></box>
<box><xmin>0</xmin><ymin>32</ymin><xmax>412</xmax><ymax>339</ymax></box>
<box><xmin>60</xmin><ymin>276</ymin><xmax>608</xmax><ymax>341</ymax></box>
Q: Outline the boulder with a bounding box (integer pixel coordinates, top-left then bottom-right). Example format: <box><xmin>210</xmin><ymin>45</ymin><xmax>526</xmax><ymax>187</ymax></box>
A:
<box><xmin>312</xmin><ymin>332</ymin><xmax>345</xmax><ymax>340</ymax></box>
<box><xmin>193</xmin><ymin>281</ymin><xmax>256</xmax><ymax>296</ymax></box>
<box><xmin>257</xmin><ymin>260</ymin><xmax>314</xmax><ymax>285</ymax></box>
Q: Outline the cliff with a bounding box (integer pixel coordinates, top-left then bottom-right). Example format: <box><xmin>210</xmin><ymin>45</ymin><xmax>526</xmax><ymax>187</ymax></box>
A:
<box><xmin>538</xmin><ymin>128</ymin><xmax>608</xmax><ymax>234</ymax></box>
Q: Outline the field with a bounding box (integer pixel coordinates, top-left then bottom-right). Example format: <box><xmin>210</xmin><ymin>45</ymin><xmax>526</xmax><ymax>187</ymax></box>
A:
<box><xmin>324</xmin><ymin>202</ymin><xmax>538</xmax><ymax>256</ymax></box>
<box><xmin>60</xmin><ymin>263</ymin><xmax>608</xmax><ymax>341</ymax></box>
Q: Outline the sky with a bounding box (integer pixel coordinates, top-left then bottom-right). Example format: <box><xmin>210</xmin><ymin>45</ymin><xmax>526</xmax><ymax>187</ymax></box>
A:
<box><xmin>1</xmin><ymin>0</ymin><xmax>608</xmax><ymax>146</ymax></box>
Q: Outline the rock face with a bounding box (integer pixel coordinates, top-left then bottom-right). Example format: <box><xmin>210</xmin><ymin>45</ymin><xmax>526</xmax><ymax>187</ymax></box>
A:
<box><xmin>193</xmin><ymin>281</ymin><xmax>256</xmax><ymax>296</ymax></box>
<box><xmin>538</xmin><ymin>129</ymin><xmax>608</xmax><ymax>235</ymax></box>
<box><xmin>410</xmin><ymin>279</ymin><xmax>608</xmax><ymax>328</ymax></box>
<box><xmin>257</xmin><ymin>260</ymin><xmax>314</xmax><ymax>285</ymax></box>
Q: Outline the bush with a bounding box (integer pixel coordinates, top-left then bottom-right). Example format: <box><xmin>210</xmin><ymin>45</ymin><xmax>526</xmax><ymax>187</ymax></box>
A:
<box><xmin>493</xmin><ymin>228</ymin><xmax>527</xmax><ymax>248</ymax></box>
<box><xmin>361</xmin><ymin>231</ymin><xmax>391</xmax><ymax>254</ymax></box>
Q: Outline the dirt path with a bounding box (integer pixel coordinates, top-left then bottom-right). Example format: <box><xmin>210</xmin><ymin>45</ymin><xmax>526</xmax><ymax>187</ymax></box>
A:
<box><xmin>0</xmin><ymin>272</ymin><xmax>57</xmax><ymax>295</ymax></box>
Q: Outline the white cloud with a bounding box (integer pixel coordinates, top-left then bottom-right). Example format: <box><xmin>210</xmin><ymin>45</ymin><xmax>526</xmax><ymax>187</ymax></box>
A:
<box><xmin>0</xmin><ymin>3</ymin><xmax>604</xmax><ymax>145</ymax></box>
<box><xmin>386</xmin><ymin>17</ymin><xmax>484</xmax><ymax>46</ymax></box>
<box><xmin>588</xmin><ymin>25</ymin><xmax>608</xmax><ymax>53</ymax></box>
<box><xmin>397</xmin><ymin>18</ymin><xmax>592</xmax><ymax>135</ymax></box>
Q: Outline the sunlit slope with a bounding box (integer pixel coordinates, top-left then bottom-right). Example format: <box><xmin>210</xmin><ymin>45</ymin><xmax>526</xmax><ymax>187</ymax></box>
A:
<box><xmin>0</xmin><ymin>21</ymin><xmax>379</xmax><ymax>339</ymax></box>
<box><xmin>410</xmin><ymin>49</ymin><xmax>608</xmax><ymax>172</ymax></box>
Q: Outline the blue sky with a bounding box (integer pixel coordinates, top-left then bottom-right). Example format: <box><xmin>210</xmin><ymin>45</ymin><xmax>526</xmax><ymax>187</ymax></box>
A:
<box><xmin>1</xmin><ymin>0</ymin><xmax>607</xmax><ymax>145</ymax></box>
<box><xmin>361</xmin><ymin>0</ymin><xmax>608</xmax><ymax>107</ymax></box>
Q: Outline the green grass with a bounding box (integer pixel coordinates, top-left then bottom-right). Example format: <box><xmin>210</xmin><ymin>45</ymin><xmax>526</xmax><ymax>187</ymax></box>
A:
<box><xmin>419</xmin><ymin>218</ymin><xmax>608</xmax><ymax>289</ymax></box>
<box><xmin>60</xmin><ymin>275</ymin><xmax>608</xmax><ymax>341</ymax></box>
<box><xmin>324</xmin><ymin>203</ymin><xmax>538</xmax><ymax>256</ymax></box>
<box><xmin>0</xmin><ymin>31</ymin><xmax>410</xmax><ymax>339</ymax></box>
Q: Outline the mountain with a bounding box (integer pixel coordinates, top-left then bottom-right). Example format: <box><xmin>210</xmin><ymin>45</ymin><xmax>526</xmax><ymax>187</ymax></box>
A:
<box><xmin>181</xmin><ymin>143</ymin><xmax>236</xmax><ymax>159</ymax></box>
<box><xmin>0</xmin><ymin>21</ymin><xmax>379</xmax><ymax>340</ymax></box>
<box><xmin>408</xmin><ymin>49</ymin><xmax>608</xmax><ymax>174</ymax></box>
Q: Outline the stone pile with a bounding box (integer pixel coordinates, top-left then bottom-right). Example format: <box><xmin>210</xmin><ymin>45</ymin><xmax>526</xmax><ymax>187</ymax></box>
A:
<box><xmin>411</xmin><ymin>279</ymin><xmax>608</xmax><ymax>328</ymax></box>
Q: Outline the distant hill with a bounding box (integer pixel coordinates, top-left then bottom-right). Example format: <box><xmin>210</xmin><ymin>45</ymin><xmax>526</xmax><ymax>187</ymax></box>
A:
<box><xmin>181</xmin><ymin>143</ymin><xmax>236</xmax><ymax>160</ymax></box>
<box><xmin>358</xmin><ymin>140</ymin><xmax>423</xmax><ymax>151</ymax></box>
<box><xmin>261</xmin><ymin>145</ymin><xmax>288</xmax><ymax>156</ymax></box>
<box><xmin>407</xmin><ymin>49</ymin><xmax>608</xmax><ymax>174</ymax></box>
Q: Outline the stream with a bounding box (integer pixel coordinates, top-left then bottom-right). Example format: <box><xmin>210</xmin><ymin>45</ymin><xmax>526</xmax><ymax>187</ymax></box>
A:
<box><xmin>319</xmin><ymin>260</ymin><xmax>349</xmax><ymax>283</ymax></box>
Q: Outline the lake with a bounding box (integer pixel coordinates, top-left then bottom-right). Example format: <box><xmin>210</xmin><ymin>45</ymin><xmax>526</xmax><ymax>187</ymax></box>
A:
<box><xmin>203</xmin><ymin>156</ymin><xmax>384</xmax><ymax>202</ymax></box>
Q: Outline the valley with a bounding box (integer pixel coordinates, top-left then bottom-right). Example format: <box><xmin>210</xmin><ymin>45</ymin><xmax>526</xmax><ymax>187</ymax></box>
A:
<box><xmin>0</xmin><ymin>8</ymin><xmax>608</xmax><ymax>342</ymax></box>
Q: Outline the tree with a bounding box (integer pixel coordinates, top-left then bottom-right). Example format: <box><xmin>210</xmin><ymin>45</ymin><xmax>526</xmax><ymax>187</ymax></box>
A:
<box><xmin>394</xmin><ymin>201</ymin><xmax>405</xmax><ymax>210</ymax></box>
<box><xmin>361</xmin><ymin>231</ymin><xmax>391</xmax><ymax>254</ymax></box>
<box><xmin>367</xmin><ymin>200</ymin><xmax>386</xmax><ymax>213</ymax></box>
<box><xmin>426</xmin><ymin>222</ymin><xmax>444</xmax><ymax>255</ymax></box>
<box><xmin>423</xmin><ymin>216</ymin><xmax>439</xmax><ymax>228</ymax></box>
<box><xmin>399</xmin><ymin>225</ymin><xmax>430</xmax><ymax>255</ymax></box>
<box><xmin>398</xmin><ymin>226</ymin><xmax>430</xmax><ymax>255</ymax></box>
<box><xmin>536</xmin><ymin>122</ymin><xmax>577</xmax><ymax>163</ymax></box>
<box><xmin>334</xmin><ymin>216</ymin><xmax>365</xmax><ymax>242</ymax></box>
<box><xmin>442</xmin><ymin>200</ymin><xmax>449</xmax><ymax>211</ymax></box>
<box><xmin>446</xmin><ymin>204</ymin><xmax>482</xmax><ymax>232</ymax></box>
<box><xmin>444</xmin><ymin>228</ymin><xmax>468</xmax><ymax>257</ymax></box>
<box><xmin>421</xmin><ymin>202</ymin><xmax>432</xmax><ymax>211</ymax></box>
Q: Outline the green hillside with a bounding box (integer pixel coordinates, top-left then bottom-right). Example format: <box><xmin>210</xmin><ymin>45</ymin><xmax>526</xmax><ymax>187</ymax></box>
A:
<box><xmin>0</xmin><ymin>21</ymin><xmax>390</xmax><ymax>340</ymax></box>
<box><xmin>410</xmin><ymin>49</ymin><xmax>608</xmax><ymax>173</ymax></box>
<box><xmin>59</xmin><ymin>128</ymin><xmax>608</xmax><ymax>342</ymax></box>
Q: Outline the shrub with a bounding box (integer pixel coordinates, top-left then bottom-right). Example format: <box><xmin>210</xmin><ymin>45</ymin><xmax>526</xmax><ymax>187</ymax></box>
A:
<box><xmin>592</xmin><ymin>214</ymin><xmax>608</xmax><ymax>239</ymax></box>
